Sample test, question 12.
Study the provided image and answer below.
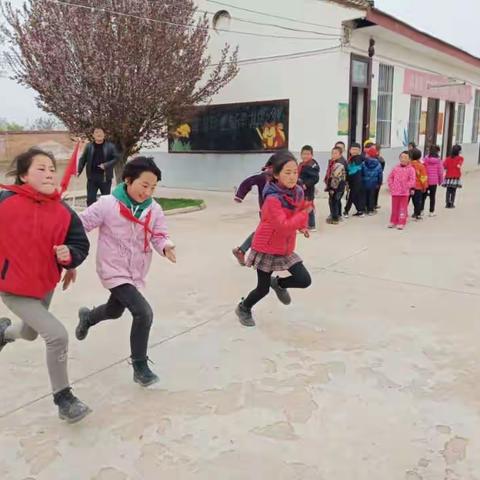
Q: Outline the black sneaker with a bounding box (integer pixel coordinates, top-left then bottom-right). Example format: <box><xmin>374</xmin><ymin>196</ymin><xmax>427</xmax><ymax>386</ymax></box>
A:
<box><xmin>270</xmin><ymin>276</ymin><xmax>292</xmax><ymax>305</ymax></box>
<box><xmin>76</xmin><ymin>307</ymin><xmax>92</xmax><ymax>341</ymax></box>
<box><xmin>235</xmin><ymin>301</ymin><xmax>255</xmax><ymax>327</ymax></box>
<box><xmin>132</xmin><ymin>358</ymin><xmax>159</xmax><ymax>387</ymax></box>
<box><xmin>54</xmin><ymin>388</ymin><xmax>92</xmax><ymax>424</ymax></box>
<box><xmin>0</xmin><ymin>318</ymin><xmax>13</xmax><ymax>353</ymax></box>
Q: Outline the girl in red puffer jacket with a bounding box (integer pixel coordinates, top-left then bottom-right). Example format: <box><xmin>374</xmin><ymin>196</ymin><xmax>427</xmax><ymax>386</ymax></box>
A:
<box><xmin>235</xmin><ymin>151</ymin><xmax>313</xmax><ymax>327</ymax></box>
<box><xmin>442</xmin><ymin>144</ymin><xmax>464</xmax><ymax>208</ymax></box>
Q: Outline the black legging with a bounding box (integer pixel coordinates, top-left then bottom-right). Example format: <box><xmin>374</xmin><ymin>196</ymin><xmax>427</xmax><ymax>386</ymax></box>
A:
<box><xmin>424</xmin><ymin>185</ymin><xmax>437</xmax><ymax>213</ymax></box>
<box><xmin>446</xmin><ymin>187</ymin><xmax>457</xmax><ymax>207</ymax></box>
<box><xmin>243</xmin><ymin>262</ymin><xmax>312</xmax><ymax>309</ymax></box>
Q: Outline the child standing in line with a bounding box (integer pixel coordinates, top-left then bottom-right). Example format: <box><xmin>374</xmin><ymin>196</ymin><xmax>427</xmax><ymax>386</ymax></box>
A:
<box><xmin>0</xmin><ymin>148</ymin><xmax>91</xmax><ymax>423</ymax></box>
<box><xmin>235</xmin><ymin>151</ymin><xmax>312</xmax><ymax>327</ymax></box>
<box><xmin>325</xmin><ymin>146</ymin><xmax>347</xmax><ymax>225</ymax></box>
<box><xmin>361</xmin><ymin>146</ymin><xmax>383</xmax><ymax>215</ymax></box>
<box><xmin>387</xmin><ymin>151</ymin><xmax>416</xmax><ymax>230</ymax></box>
<box><xmin>232</xmin><ymin>159</ymin><xmax>273</xmax><ymax>266</ymax></box>
<box><xmin>374</xmin><ymin>143</ymin><xmax>386</xmax><ymax>209</ymax></box>
<box><xmin>443</xmin><ymin>144</ymin><xmax>464</xmax><ymax>208</ymax></box>
<box><xmin>74</xmin><ymin>157</ymin><xmax>176</xmax><ymax>387</ymax></box>
<box><xmin>344</xmin><ymin>143</ymin><xmax>366</xmax><ymax>218</ymax></box>
<box><xmin>410</xmin><ymin>148</ymin><xmax>429</xmax><ymax>220</ymax></box>
<box><xmin>298</xmin><ymin>145</ymin><xmax>320</xmax><ymax>232</ymax></box>
<box><xmin>423</xmin><ymin>145</ymin><xmax>444</xmax><ymax>216</ymax></box>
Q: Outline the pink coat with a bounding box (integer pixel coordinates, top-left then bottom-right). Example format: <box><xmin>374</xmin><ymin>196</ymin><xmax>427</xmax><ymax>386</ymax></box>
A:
<box><xmin>79</xmin><ymin>195</ymin><xmax>173</xmax><ymax>289</ymax></box>
<box><xmin>388</xmin><ymin>164</ymin><xmax>416</xmax><ymax>196</ymax></box>
<box><xmin>423</xmin><ymin>156</ymin><xmax>444</xmax><ymax>186</ymax></box>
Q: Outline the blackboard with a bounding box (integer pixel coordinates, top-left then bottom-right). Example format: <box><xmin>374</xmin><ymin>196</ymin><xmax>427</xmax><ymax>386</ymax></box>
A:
<box><xmin>168</xmin><ymin>99</ymin><xmax>289</xmax><ymax>153</ymax></box>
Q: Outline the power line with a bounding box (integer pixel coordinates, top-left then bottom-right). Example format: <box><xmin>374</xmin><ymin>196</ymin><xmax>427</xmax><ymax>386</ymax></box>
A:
<box><xmin>208</xmin><ymin>44</ymin><xmax>342</xmax><ymax>67</ymax></box>
<box><xmin>197</xmin><ymin>8</ymin><xmax>341</xmax><ymax>37</ymax></box>
<box><xmin>207</xmin><ymin>0</ymin><xmax>342</xmax><ymax>31</ymax></box>
<box><xmin>48</xmin><ymin>0</ymin><xmax>341</xmax><ymax>41</ymax></box>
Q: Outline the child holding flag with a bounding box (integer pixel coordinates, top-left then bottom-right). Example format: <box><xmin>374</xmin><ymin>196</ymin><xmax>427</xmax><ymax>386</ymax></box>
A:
<box><xmin>0</xmin><ymin>148</ymin><xmax>91</xmax><ymax>423</ymax></box>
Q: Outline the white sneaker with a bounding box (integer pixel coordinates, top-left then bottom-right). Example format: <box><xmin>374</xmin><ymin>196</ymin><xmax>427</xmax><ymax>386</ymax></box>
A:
<box><xmin>429</xmin><ymin>213</ymin><xmax>436</xmax><ymax>217</ymax></box>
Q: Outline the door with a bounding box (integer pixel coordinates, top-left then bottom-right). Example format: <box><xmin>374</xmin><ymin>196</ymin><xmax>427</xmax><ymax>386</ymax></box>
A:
<box><xmin>349</xmin><ymin>55</ymin><xmax>372</xmax><ymax>147</ymax></box>
<box><xmin>349</xmin><ymin>87</ymin><xmax>368</xmax><ymax>144</ymax></box>
<box><xmin>425</xmin><ymin>98</ymin><xmax>439</xmax><ymax>154</ymax></box>
<box><xmin>442</xmin><ymin>101</ymin><xmax>455</xmax><ymax>158</ymax></box>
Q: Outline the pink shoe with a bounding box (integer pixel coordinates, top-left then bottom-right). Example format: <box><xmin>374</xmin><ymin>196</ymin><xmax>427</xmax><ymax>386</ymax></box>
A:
<box><xmin>232</xmin><ymin>247</ymin><xmax>246</xmax><ymax>266</ymax></box>
<box><xmin>397</xmin><ymin>225</ymin><xmax>405</xmax><ymax>230</ymax></box>
<box><xmin>388</xmin><ymin>224</ymin><xmax>395</xmax><ymax>229</ymax></box>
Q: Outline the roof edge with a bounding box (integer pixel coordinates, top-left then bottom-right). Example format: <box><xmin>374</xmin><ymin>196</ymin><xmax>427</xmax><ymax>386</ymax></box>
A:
<box><xmin>366</xmin><ymin>8</ymin><xmax>480</xmax><ymax>69</ymax></box>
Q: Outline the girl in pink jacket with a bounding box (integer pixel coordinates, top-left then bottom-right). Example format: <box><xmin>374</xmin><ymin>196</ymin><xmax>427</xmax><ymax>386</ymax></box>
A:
<box><xmin>74</xmin><ymin>157</ymin><xmax>175</xmax><ymax>387</ymax></box>
<box><xmin>387</xmin><ymin>151</ymin><xmax>416</xmax><ymax>230</ymax></box>
<box><xmin>423</xmin><ymin>145</ymin><xmax>444</xmax><ymax>216</ymax></box>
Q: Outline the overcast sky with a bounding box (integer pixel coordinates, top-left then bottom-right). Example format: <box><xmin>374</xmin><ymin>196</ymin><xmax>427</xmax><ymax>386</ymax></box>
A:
<box><xmin>1</xmin><ymin>0</ymin><xmax>479</xmax><ymax>123</ymax></box>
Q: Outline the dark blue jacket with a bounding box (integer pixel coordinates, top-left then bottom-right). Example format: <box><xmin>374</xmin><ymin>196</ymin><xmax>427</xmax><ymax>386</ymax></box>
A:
<box><xmin>361</xmin><ymin>158</ymin><xmax>383</xmax><ymax>189</ymax></box>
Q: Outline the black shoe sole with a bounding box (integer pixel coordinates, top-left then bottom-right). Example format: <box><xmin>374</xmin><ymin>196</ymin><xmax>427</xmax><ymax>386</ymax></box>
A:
<box><xmin>76</xmin><ymin>308</ymin><xmax>91</xmax><ymax>341</ymax></box>
<box><xmin>235</xmin><ymin>305</ymin><xmax>255</xmax><ymax>327</ymax></box>
<box><xmin>134</xmin><ymin>375</ymin><xmax>160</xmax><ymax>387</ymax></box>
<box><xmin>59</xmin><ymin>407</ymin><xmax>92</xmax><ymax>424</ymax></box>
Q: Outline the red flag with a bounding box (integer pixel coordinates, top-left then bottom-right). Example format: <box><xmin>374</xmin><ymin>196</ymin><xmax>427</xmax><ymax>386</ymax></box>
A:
<box><xmin>60</xmin><ymin>141</ymin><xmax>81</xmax><ymax>195</ymax></box>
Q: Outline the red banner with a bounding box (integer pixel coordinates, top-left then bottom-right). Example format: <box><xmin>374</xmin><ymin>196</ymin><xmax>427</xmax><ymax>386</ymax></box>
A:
<box><xmin>403</xmin><ymin>69</ymin><xmax>472</xmax><ymax>104</ymax></box>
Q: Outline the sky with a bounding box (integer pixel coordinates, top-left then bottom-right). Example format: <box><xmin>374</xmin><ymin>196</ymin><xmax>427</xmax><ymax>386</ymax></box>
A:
<box><xmin>1</xmin><ymin>0</ymin><xmax>479</xmax><ymax>124</ymax></box>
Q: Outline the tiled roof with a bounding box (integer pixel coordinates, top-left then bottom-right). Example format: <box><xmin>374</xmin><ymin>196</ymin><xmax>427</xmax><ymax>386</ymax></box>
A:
<box><xmin>328</xmin><ymin>0</ymin><xmax>373</xmax><ymax>9</ymax></box>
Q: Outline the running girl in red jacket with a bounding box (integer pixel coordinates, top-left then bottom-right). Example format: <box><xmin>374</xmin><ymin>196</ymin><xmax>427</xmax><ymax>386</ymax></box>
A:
<box><xmin>0</xmin><ymin>148</ymin><xmax>91</xmax><ymax>423</ymax></box>
<box><xmin>235</xmin><ymin>151</ymin><xmax>312</xmax><ymax>327</ymax></box>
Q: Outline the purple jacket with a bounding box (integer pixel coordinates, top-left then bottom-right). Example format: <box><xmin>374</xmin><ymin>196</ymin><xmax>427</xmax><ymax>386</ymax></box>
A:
<box><xmin>235</xmin><ymin>172</ymin><xmax>270</xmax><ymax>209</ymax></box>
<box><xmin>423</xmin><ymin>156</ymin><xmax>444</xmax><ymax>186</ymax></box>
<box><xmin>79</xmin><ymin>195</ymin><xmax>174</xmax><ymax>290</ymax></box>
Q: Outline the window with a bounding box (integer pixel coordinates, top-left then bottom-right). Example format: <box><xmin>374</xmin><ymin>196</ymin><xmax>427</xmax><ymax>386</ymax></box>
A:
<box><xmin>408</xmin><ymin>95</ymin><xmax>422</xmax><ymax>145</ymax></box>
<box><xmin>376</xmin><ymin>64</ymin><xmax>394</xmax><ymax>147</ymax></box>
<box><xmin>212</xmin><ymin>10</ymin><xmax>231</xmax><ymax>31</ymax></box>
<box><xmin>472</xmin><ymin>90</ymin><xmax>480</xmax><ymax>143</ymax></box>
<box><xmin>455</xmin><ymin>103</ymin><xmax>465</xmax><ymax>144</ymax></box>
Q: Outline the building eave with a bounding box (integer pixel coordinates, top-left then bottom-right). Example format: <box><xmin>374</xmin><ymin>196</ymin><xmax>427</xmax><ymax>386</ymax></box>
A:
<box><xmin>365</xmin><ymin>8</ymin><xmax>480</xmax><ymax>70</ymax></box>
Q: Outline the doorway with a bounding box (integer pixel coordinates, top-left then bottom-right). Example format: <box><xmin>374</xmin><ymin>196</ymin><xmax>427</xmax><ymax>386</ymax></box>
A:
<box><xmin>350</xmin><ymin>87</ymin><xmax>368</xmax><ymax>145</ymax></box>
<box><xmin>442</xmin><ymin>101</ymin><xmax>455</xmax><ymax>158</ymax></box>
<box><xmin>349</xmin><ymin>54</ymin><xmax>372</xmax><ymax>147</ymax></box>
<box><xmin>425</xmin><ymin>98</ymin><xmax>439</xmax><ymax>155</ymax></box>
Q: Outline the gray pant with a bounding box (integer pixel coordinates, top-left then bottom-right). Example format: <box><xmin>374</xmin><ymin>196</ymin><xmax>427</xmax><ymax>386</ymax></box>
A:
<box><xmin>1</xmin><ymin>292</ymin><xmax>70</xmax><ymax>394</ymax></box>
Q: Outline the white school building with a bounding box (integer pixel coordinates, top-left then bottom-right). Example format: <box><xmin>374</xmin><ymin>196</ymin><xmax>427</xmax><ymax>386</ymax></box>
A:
<box><xmin>149</xmin><ymin>0</ymin><xmax>480</xmax><ymax>190</ymax></box>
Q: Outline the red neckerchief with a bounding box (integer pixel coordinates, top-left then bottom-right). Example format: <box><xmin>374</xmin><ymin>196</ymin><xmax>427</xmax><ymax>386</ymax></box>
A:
<box><xmin>0</xmin><ymin>183</ymin><xmax>61</xmax><ymax>203</ymax></box>
<box><xmin>118</xmin><ymin>203</ymin><xmax>167</xmax><ymax>252</ymax></box>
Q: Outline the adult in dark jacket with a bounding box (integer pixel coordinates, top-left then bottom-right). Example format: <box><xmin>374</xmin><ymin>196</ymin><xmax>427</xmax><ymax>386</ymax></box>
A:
<box><xmin>78</xmin><ymin>127</ymin><xmax>120</xmax><ymax>206</ymax></box>
<box><xmin>361</xmin><ymin>146</ymin><xmax>383</xmax><ymax>214</ymax></box>
<box><xmin>298</xmin><ymin>145</ymin><xmax>320</xmax><ymax>230</ymax></box>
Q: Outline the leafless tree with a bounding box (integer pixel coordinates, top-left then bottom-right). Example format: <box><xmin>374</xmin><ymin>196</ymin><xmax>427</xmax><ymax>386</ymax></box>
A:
<box><xmin>1</xmin><ymin>0</ymin><xmax>238</xmax><ymax>176</ymax></box>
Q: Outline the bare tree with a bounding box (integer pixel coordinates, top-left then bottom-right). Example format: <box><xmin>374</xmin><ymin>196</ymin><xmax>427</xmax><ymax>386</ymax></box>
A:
<box><xmin>29</xmin><ymin>116</ymin><xmax>64</xmax><ymax>131</ymax></box>
<box><xmin>1</xmin><ymin>0</ymin><xmax>238</xmax><ymax>176</ymax></box>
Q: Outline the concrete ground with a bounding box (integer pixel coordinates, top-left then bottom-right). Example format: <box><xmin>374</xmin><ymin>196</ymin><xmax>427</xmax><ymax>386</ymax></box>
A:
<box><xmin>1</xmin><ymin>171</ymin><xmax>480</xmax><ymax>480</ymax></box>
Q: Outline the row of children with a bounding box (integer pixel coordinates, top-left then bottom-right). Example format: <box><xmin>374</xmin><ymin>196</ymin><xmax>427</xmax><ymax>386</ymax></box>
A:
<box><xmin>387</xmin><ymin>144</ymin><xmax>463</xmax><ymax>229</ymax></box>
<box><xmin>0</xmin><ymin>149</ymin><xmax>176</xmax><ymax>423</ymax></box>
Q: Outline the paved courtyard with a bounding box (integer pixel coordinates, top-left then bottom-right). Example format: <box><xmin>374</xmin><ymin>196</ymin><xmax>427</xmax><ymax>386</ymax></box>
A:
<box><xmin>1</xmin><ymin>171</ymin><xmax>480</xmax><ymax>480</ymax></box>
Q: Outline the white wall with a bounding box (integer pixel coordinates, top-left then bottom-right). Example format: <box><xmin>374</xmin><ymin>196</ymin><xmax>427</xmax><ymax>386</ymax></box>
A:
<box><xmin>351</xmin><ymin>27</ymin><xmax>480</xmax><ymax>171</ymax></box>
<box><xmin>148</xmin><ymin>2</ymin><xmax>480</xmax><ymax>190</ymax></box>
